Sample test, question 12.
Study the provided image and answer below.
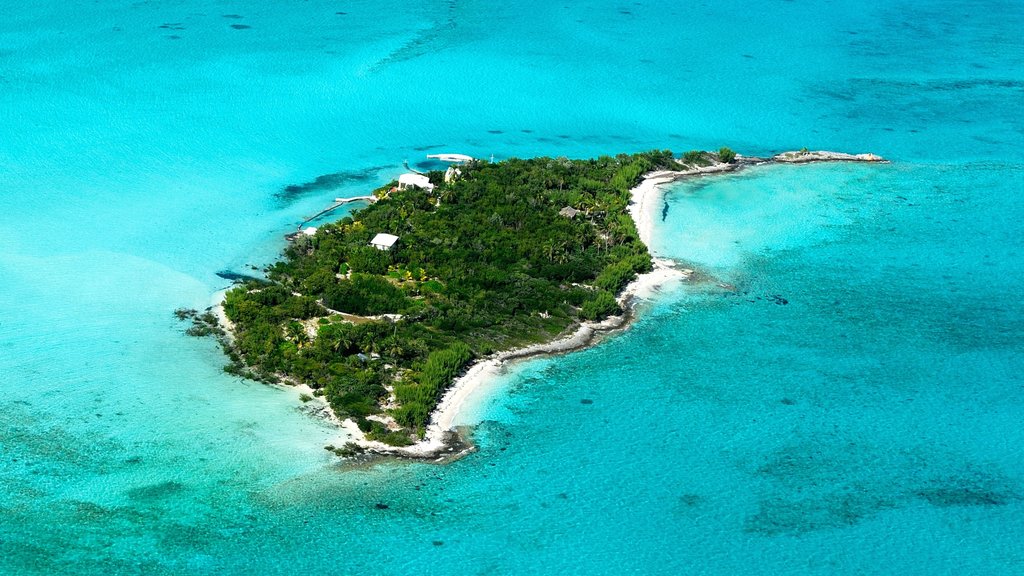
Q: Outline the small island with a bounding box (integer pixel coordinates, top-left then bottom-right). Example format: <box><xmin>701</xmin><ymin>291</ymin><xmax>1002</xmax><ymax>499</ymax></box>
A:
<box><xmin>188</xmin><ymin>148</ymin><xmax>885</xmax><ymax>460</ymax></box>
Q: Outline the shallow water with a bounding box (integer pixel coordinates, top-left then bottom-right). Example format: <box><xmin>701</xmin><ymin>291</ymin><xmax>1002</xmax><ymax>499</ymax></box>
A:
<box><xmin>1</xmin><ymin>1</ymin><xmax>1022</xmax><ymax>574</ymax></box>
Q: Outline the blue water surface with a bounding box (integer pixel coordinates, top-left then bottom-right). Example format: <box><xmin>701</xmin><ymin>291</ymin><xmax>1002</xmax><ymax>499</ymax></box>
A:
<box><xmin>1</xmin><ymin>1</ymin><xmax>1022</xmax><ymax>574</ymax></box>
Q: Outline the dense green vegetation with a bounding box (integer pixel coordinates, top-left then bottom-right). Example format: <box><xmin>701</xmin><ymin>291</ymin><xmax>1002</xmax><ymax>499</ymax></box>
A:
<box><xmin>221</xmin><ymin>151</ymin><xmax>688</xmax><ymax>443</ymax></box>
<box><xmin>718</xmin><ymin>146</ymin><xmax>737</xmax><ymax>164</ymax></box>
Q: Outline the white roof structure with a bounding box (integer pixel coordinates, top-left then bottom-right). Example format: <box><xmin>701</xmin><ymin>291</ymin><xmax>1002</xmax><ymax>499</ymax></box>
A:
<box><xmin>444</xmin><ymin>165</ymin><xmax>462</xmax><ymax>183</ymax></box>
<box><xmin>398</xmin><ymin>173</ymin><xmax>434</xmax><ymax>191</ymax></box>
<box><xmin>301</xmin><ymin>226</ymin><xmax>318</xmax><ymax>236</ymax></box>
<box><xmin>427</xmin><ymin>153</ymin><xmax>474</xmax><ymax>163</ymax></box>
<box><xmin>370</xmin><ymin>233</ymin><xmax>399</xmax><ymax>250</ymax></box>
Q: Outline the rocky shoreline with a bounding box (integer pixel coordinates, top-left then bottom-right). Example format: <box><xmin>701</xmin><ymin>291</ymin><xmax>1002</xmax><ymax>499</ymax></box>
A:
<box><xmin>638</xmin><ymin>149</ymin><xmax>887</xmax><ymax>187</ymax></box>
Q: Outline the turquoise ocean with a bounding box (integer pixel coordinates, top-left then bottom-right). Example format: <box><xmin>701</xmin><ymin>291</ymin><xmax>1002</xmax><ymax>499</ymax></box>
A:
<box><xmin>2</xmin><ymin>1</ymin><xmax>1022</xmax><ymax>574</ymax></box>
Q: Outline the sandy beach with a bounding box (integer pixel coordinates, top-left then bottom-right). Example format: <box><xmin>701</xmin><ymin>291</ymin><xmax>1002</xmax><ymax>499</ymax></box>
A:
<box><xmin>218</xmin><ymin>150</ymin><xmax>885</xmax><ymax>459</ymax></box>
<box><xmin>377</xmin><ymin>151</ymin><xmax>889</xmax><ymax>457</ymax></box>
<box><xmin>357</xmin><ymin>170</ymin><xmax>694</xmax><ymax>458</ymax></box>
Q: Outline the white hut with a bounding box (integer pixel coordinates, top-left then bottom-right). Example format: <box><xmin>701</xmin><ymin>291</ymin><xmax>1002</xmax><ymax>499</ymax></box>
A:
<box><xmin>370</xmin><ymin>233</ymin><xmax>399</xmax><ymax>251</ymax></box>
<box><xmin>300</xmin><ymin>226</ymin><xmax>318</xmax><ymax>236</ymax></box>
<box><xmin>397</xmin><ymin>173</ymin><xmax>434</xmax><ymax>192</ymax></box>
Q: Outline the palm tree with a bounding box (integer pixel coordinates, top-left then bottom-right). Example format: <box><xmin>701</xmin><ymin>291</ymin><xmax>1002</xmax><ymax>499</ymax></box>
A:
<box><xmin>286</xmin><ymin>322</ymin><xmax>309</xmax><ymax>349</ymax></box>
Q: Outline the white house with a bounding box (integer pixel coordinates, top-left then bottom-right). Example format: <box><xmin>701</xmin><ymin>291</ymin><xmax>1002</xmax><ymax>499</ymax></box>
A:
<box><xmin>370</xmin><ymin>233</ymin><xmax>399</xmax><ymax>251</ymax></box>
<box><xmin>397</xmin><ymin>173</ymin><xmax>434</xmax><ymax>192</ymax></box>
<box><xmin>300</xmin><ymin>226</ymin><xmax>318</xmax><ymax>236</ymax></box>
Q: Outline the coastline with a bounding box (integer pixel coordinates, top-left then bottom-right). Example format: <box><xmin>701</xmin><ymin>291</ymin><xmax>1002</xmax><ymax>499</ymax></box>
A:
<box><xmin>625</xmin><ymin>150</ymin><xmax>887</xmax><ymax>249</ymax></box>
<box><xmin>340</xmin><ymin>159</ymin><xmax>712</xmax><ymax>459</ymax></box>
<box><xmin>395</xmin><ymin>259</ymin><xmax>690</xmax><ymax>459</ymax></box>
<box><xmin>317</xmin><ymin>256</ymin><xmax>690</xmax><ymax>460</ymax></box>
<box><xmin>214</xmin><ymin>149</ymin><xmax>885</xmax><ymax>461</ymax></box>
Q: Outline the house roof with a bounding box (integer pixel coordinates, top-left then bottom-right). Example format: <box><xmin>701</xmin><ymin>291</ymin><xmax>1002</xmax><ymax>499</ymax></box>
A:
<box><xmin>300</xmin><ymin>226</ymin><xmax>318</xmax><ymax>236</ymax></box>
<box><xmin>370</xmin><ymin>233</ymin><xmax>399</xmax><ymax>247</ymax></box>
<box><xmin>559</xmin><ymin>206</ymin><xmax>580</xmax><ymax>218</ymax></box>
<box><xmin>398</xmin><ymin>173</ymin><xmax>433</xmax><ymax>188</ymax></box>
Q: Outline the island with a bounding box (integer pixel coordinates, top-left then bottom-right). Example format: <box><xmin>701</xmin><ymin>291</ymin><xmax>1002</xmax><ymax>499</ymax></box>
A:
<box><xmin>182</xmin><ymin>148</ymin><xmax>886</xmax><ymax>460</ymax></box>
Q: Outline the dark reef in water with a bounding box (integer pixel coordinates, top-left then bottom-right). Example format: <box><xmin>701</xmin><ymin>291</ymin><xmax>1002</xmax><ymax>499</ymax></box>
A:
<box><xmin>216</xmin><ymin>270</ymin><xmax>263</xmax><ymax>283</ymax></box>
<box><xmin>365</xmin><ymin>0</ymin><xmax>460</xmax><ymax>72</ymax></box>
<box><xmin>275</xmin><ymin>166</ymin><xmax>389</xmax><ymax>204</ymax></box>
<box><xmin>743</xmin><ymin>442</ymin><xmax>1021</xmax><ymax>536</ymax></box>
<box><xmin>126</xmin><ymin>480</ymin><xmax>186</xmax><ymax>502</ymax></box>
<box><xmin>411</xmin><ymin>143</ymin><xmax>447</xmax><ymax>151</ymax></box>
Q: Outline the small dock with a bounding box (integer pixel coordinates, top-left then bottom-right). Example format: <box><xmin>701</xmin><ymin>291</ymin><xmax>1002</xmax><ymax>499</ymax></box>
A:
<box><xmin>426</xmin><ymin>153</ymin><xmax>474</xmax><ymax>163</ymax></box>
<box><xmin>286</xmin><ymin>195</ymin><xmax>376</xmax><ymax>240</ymax></box>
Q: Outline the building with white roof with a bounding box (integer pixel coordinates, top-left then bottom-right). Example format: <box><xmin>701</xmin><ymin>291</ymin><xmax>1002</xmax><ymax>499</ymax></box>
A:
<box><xmin>370</xmin><ymin>233</ymin><xmax>399</xmax><ymax>251</ymax></box>
<box><xmin>397</xmin><ymin>173</ymin><xmax>434</xmax><ymax>192</ymax></box>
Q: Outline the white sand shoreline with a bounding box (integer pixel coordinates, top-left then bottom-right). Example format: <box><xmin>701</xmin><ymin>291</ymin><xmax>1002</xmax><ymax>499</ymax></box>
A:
<box><xmin>376</xmin><ymin>150</ymin><xmax>887</xmax><ymax>458</ymax></box>
<box><xmin>365</xmin><ymin>168</ymin><xmax>694</xmax><ymax>458</ymax></box>
<box><xmin>213</xmin><ymin>149</ymin><xmax>885</xmax><ymax>460</ymax></box>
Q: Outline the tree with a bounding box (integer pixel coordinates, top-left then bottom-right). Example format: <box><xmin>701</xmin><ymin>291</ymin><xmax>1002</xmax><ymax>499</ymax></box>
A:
<box><xmin>217</xmin><ymin>152</ymin><xmax>685</xmax><ymax>444</ymax></box>
<box><xmin>580</xmin><ymin>290</ymin><xmax>620</xmax><ymax>321</ymax></box>
<box><xmin>718</xmin><ymin>147</ymin><xmax>737</xmax><ymax>164</ymax></box>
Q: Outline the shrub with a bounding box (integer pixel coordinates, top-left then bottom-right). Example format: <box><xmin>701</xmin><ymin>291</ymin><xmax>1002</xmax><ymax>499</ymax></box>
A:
<box><xmin>323</xmin><ymin>274</ymin><xmax>408</xmax><ymax>315</ymax></box>
<box><xmin>391</xmin><ymin>402</ymin><xmax>430</xmax><ymax>430</ymax></box>
<box><xmin>361</xmin><ymin>420</ymin><xmax>414</xmax><ymax>446</ymax></box>
<box><xmin>594</xmin><ymin>255</ymin><xmax>650</xmax><ymax>293</ymax></box>
<box><xmin>391</xmin><ymin>342</ymin><xmax>473</xmax><ymax>432</ymax></box>
<box><xmin>718</xmin><ymin>147</ymin><xmax>736</xmax><ymax>164</ymax></box>
<box><xmin>682</xmin><ymin>150</ymin><xmax>704</xmax><ymax>165</ymax></box>
<box><xmin>419</xmin><ymin>342</ymin><xmax>473</xmax><ymax>393</ymax></box>
<box><xmin>580</xmin><ymin>290</ymin><xmax>621</xmax><ymax>321</ymax></box>
<box><xmin>279</xmin><ymin>295</ymin><xmax>323</xmax><ymax>319</ymax></box>
<box><xmin>347</xmin><ymin>246</ymin><xmax>391</xmax><ymax>275</ymax></box>
<box><xmin>378</xmin><ymin>430</ymin><xmax>414</xmax><ymax>446</ymax></box>
<box><xmin>324</xmin><ymin>365</ymin><xmax>386</xmax><ymax>417</ymax></box>
<box><xmin>594</xmin><ymin>261</ymin><xmax>634</xmax><ymax>293</ymax></box>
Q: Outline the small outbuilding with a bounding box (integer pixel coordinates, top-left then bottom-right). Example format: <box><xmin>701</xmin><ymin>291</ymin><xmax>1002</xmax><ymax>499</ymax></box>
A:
<box><xmin>300</xmin><ymin>226</ymin><xmax>318</xmax><ymax>236</ymax></box>
<box><xmin>559</xmin><ymin>206</ymin><xmax>580</xmax><ymax>218</ymax></box>
<box><xmin>370</xmin><ymin>233</ymin><xmax>399</xmax><ymax>251</ymax></box>
<box><xmin>397</xmin><ymin>173</ymin><xmax>434</xmax><ymax>192</ymax></box>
